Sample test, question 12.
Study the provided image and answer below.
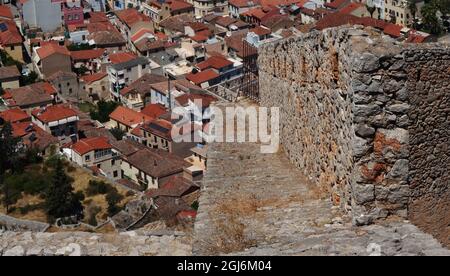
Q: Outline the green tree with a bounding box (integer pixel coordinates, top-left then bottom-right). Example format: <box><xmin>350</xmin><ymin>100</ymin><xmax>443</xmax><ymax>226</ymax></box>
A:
<box><xmin>90</xmin><ymin>100</ymin><xmax>119</xmax><ymax>123</ymax></box>
<box><xmin>0</xmin><ymin>123</ymin><xmax>21</xmax><ymax>175</ymax></box>
<box><xmin>44</xmin><ymin>159</ymin><xmax>83</xmax><ymax>222</ymax></box>
<box><xmin>408</xmin><ymin>0</ymin><xmax>419</xmax><ymax>28</ymax></box>
<box><xmin>20</xmin><ymin>71</ymin><xmax>39</xmax><ymax>86</ymax></box>
<box><xmin>106</xmin><ymin>188</ymin><xmax>123</xmax><ymax>217</ymax></box>
<box><xmin>1</xmin><ymin>180</ymin><xmax>21</xmax><ymax>213</ymax></box>
<box><xmin>110</xmin><ymin>127</ymin><xmax>125</xmax><ymax>140</ymax></box>
<box><xmin>366</xmin><ymin>4</ymin><xmax>377</xmax><ymax>18</ymax></box>
<box><xmin>421</xmin><ymin>2</ymin><xmax>443</xmax><ymax>34</ymax></box>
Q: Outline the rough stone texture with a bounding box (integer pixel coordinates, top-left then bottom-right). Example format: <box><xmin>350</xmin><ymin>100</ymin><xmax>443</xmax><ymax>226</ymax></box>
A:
<box><xmin>0</xmin><ymin>214</ymin><xmax>50</xmax><ymax>232</ymax></box>
<box><xmin>192</xmin><ymin>101</ymin><xmax>449</xmax><ymax>256</ymax></box>
<box><xmin>0</xmin><ymin>230</ymin><xmax>192</xmax><ymax>256</ymax></box>
<box><xmin>258</xmin><ymin>29</ymin><xmax>354</xmax><ymax>211</ymax></box>
<box><xmin>257</xmin><ymin>27</ymin><xmax>450</xmax><ymax>246</ymax></box>
<box><xmin>405</xmin><ymin>48</ymin><xmax>450</xmax><ymax>247</ymax></box>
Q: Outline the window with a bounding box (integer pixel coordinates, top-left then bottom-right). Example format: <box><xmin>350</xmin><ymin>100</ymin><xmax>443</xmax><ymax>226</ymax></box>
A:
<box><xmin>10</xmin><ymin>45</ymin><xmax>14</xmax><ymax>50</ymax></box>
<box><xmin>142</xmin><ymin>64</ymin><xmax>146</xmax><ymax>69</ymax></box>
<box><xmin>85</xmin><ymin>155</ymin><xmax>90</xmax><ymax>161</ymax></box>
<box><xmin>113</xmin><ymin>171</ymin><xmax>118</xmax><ymax>178</ymax></box>
<box><xmin>97</xmin><ymin>164</ymin><xmax>101</xmax><ymax>168</ymax></box>
<box><xmin>112</xmin><ymin>159</ymin><xmax>115</xmax><ymax>166</ymax></box>
<box><xmin>69</xmin><ymin>88</ymin><xmax>73</xmax><ymax>94</ymax></box>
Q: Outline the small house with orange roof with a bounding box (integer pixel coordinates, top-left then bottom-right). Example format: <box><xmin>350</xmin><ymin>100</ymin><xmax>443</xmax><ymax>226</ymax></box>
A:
<box><xmin>67</xmin><ymin>136</ymin><xmax>121</xmax><ymax>179</ymax></box>
<box><xmin>31</xmin><ymin>104</ymin><xmax>79</xmax><ymax>141</ymax></box>
<box><xmin>108</xmin><ymin>105</ymin><xmax>153</xmax><ymax>132</ymax></box>
<box><xmin>33</xmin><ymin>42</ymin><xmax>71</xmax><ymax>78</ymax></box>
<box><xmin>0</xmin><ymin>107</ymin><xmax>31</xmax><ymax>124</ymax></box>
<box><xmin>0</xmin><ymin>17</ymin><xmax>24</xmax><ymax>63</ymax></box>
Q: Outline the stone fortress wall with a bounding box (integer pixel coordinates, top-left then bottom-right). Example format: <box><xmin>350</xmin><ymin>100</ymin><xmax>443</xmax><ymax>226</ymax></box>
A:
<box><xmin>258</xmin><ymin>27</ymin><xmax>450</xmax><ymax>247</ymax></box>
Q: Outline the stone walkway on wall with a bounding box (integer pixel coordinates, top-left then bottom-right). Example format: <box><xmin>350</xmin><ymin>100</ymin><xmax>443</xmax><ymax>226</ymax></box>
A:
<box><xmin>0</xmin><ymin>230</ymin><xmax>192</xmax><ymax>256</ymax></box>
<box><xmin>193</xmin><ymin>100</ymin><xmax>450</xmax><ymax>256</ymax></box>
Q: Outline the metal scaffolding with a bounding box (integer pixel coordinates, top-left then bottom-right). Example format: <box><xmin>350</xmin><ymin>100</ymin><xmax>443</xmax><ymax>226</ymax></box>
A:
<box><xmin>241</xmin><ymin>40</ymin><xmax>259</xmax><ymax>102</ymax></box>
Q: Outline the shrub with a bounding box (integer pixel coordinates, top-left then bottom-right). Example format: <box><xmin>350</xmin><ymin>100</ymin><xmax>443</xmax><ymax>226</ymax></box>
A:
<box><xmin>106</xmin><ymin>188</ymin><xmax>124</xmax><ymax>217</ymax></box>
<box><xmin>191</xmin><ymin>201</ymin><xmax>199</xmax><ymax>211</ymax></box>
<box><xmin>86</xmin><ymin>180</ymin><xmax>112</xmax><ymax>196</ymax></box>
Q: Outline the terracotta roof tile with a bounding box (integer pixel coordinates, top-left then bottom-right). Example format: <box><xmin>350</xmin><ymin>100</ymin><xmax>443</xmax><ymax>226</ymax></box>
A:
<box><xmin>109</xmin><ymin>52</ymin><xmax>137</xmax><ymax>64</ymax></box>
<box><xmin>0</xmin><ymin>65</ymin><xmax>20</xmax><ymax>80</ymax></box>
<box><xmin>70</xmin><ymin>48</ymin><xmax>105</xmax><ymax>60</ymax></box>
<box><xmin>229</xmin><ymin>0</ymin><xmax>260</xmax><ymax>8</ymax></box>
<box><xmin>80</xmin><ymin>72</ymin><xmax>107</xmax><ymax>84</ymax></box>
<box><xmin>196</xmin><ymin>55</ymin><xmax>233</xmax><ymax>70</ymax></box>
<box><xmin>71</xmin><ymin>137</ymin><xmax>112</xmax><ymax>155</ymax></box>
<box><xmin>31</xmin><ymin>104</ymin><xmax>78</xmax><ymax>123</ymax></box>
<box><xmin>340</xmin><ymin>3</ymin><xmax>364</xmax><ymax>14</ymax></box>
<box><xmin>109</xmin><ymin>106</ymin><xmax>153</xmax><ymax>128</ymax></box>
<box><xmin>140</xmin><ymin>104</ymin><xmax>166</xmax><ymax>119</ymax></box>
<box><xmin>0</xmin><ymin>5</ymin><xmax>13</xmax><ymax>19</ymax></box>
<box><xmin>175</xmin><ymin>93</ymin><xmax>217</xmax><ymax>108</ymax></box>
<box><xmin>145</xmin><ymin>175</ymin><xmax>198</xmax><ymax>198</ymax></box>
<box><xmin>36</xmin><ymin>44</ymin><xmax>70</xmax><ymax>59</ymax></box>
<box><xmin>0</xmin><ymin>19</ymin><xmax>23</xmax><ymax>46</ymax></box>
<box><xmin>250</xmin><ymin>25</ymin><xmax>272</xmax><ymax>36</ymax></box>
<box><xmin>324</xmin><ymin>0</ymin><xmax>350</xmax><ymax>9</ymax></box>
<box><xmin>186</xmin><ymin>69</ymin><xmax>219</xmax><ymax>85</ymax></box>
<box><xmin>125</xmin><ymin>147</ymin><xmax>187</xmax><ymax>178</ymax></box>
<box><xmin>0</xmin><ymin>108</ymin><xmax>30</xmax><ymax>123</ymax></box>
<box><xmin>170</xmin><ymin>0</ymin><xmax>193</xmax><ymax>12</ymax></box>
<box><xmin>116</xmin><ymin>8</ymin><xmax>151</xmax><ymax>27</ymax></box>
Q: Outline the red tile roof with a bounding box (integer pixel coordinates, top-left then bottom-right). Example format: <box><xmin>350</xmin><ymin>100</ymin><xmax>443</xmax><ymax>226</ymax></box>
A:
<box><xmin>11</xmin><ymin>121</ymin><xmax>34</xmax><ymax>137</ymax></box>
<box><xmin>142</xmin><ymin>118</ymin><xmax>173</xmax><ymax>140</ymax></box>
<box><xmin>116</xmin><ymin>8</ymin><xmax>151</xmax><ymax>27</ymax></box>
<box><xmin>36</xmin><ymin>44</ymin><xmax>70</xmax><ymax>59</ymax></box>
<box><xmin>191</xmin><ymin>33</ymin><xmax>208</xmax><ymax>42</ymax></box>
<box><xmin>405</xmin><ymin>30</ymin><xmax>429</xmax><ymax>43</ymax></box>
<box><xmin>31</xmin><ymin>105</ymin><xmax>78</xmax><ymax>123</ymax></box>
<box><xmin>259</xmin><ymin>0</ymin><xmax>299</xmax><ymax>7</ymax></box>
<box><xmin>229</xmin><ymin>0</ymin><xmax>260</xmax><ymax>8</ymax></box>
<box><xmin>71</xmin><ymin>137</ymin><xmax>112</xmax><ymax>155</ymax></box>
<box><xmin>130</xmin><ymin>124</ymin><xmax>145</xmax><ymax>137</ymax></box>
<box><xmin>175</xmin><ymin>93</ymin><xmax>217</xmax><ymax>108</ymax></box>
<box><xmin>339</xmin><ymin>3</ymin><xmax>364</xmax><ymax>14</ymax></box>
<box><xmin>70</xmin><ymin>48</ymin><xmax>105</xmax><ymax>60</ymax></box>
<box><xmin>109</xmin><ymin>106</ymin><xmax>153</xmax><ymax>128</ymax></box>
<box><xmin>383</xmin><ymin>23</ymin><xmax>403</xmax><ymax>38</ymax></box>
<box><xmin>250</xmin><ymin>25</ymin><xmax>272</xmax><ymax>36</ymax></box>
<box><xmin>80</xmin><ymin>72</ymin><xmax>108</xmax><ymax>84</ymax></box>
<box><xmin>186</xmin><ymin>69</ymin><xmax>220</xmax><ymax>85</ymax></box>
<box><xmin>0</xmin><ymin>108</ymin><xmax>30</xmax><ymax>123</ymax></box>
<box><xmin>130</xmin><ymin>28</ymin><xmax>154</xmax><ymax>43</ymax></box>
<box><xmin>0</xmin><ymin>5</ymin><xmax>13</xmax><ymax>19</ymax></box>
<box><xmin>146</xmin><ymin>175</ymin><xmax>198</xmax><ymax>198</ymax></box>
<box><xmin>324</xmin><ymin>0</ymin><xmax>350</xmax><ymax>9</ymax></box>
<box><xmin>170</xmin><ymin>0</ymin><xmax>193</xmax><ymax>12</ymax></box>
<box><xmin>109</xmin><ymin>52</ymin><xmax>137</xmax><ymax>64</ymax></box>
<box><xmin>89</xmin><ymin>11</ymin><xmax>109</xmax><ymax>23</ymax></box>
<box><xmin>0</xmin><ymin>19</ymin><xmax>23</xmax><ymax>46</ymax></box>
<box><xmin>196</xmin><ymin>56</ymin><xmax>233</xmax><ymax>70</ymax></box>
<box><xmin>187</xmin><ymin>22</ymin><xmax>209</xmax><ymax>32</ymax></box>
<box><xmin>140</xmin><ymin>104</ymin><xmax>166</xmax><ymax>119</ymax></box>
